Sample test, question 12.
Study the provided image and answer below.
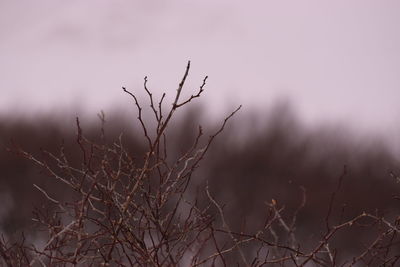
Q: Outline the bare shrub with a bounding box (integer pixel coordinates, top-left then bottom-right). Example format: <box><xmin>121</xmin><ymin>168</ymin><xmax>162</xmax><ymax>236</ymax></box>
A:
<box><xmin>2</xmin><ymin>62</ymin><xmax>400</xmax><ymax>266</ymax></box>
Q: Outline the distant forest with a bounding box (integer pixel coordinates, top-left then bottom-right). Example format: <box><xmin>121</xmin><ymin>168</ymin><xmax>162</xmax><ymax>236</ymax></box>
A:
<box><xmin>1</xmin><ymin>97</ymin><xmax>400</xmax><ymax>265</ymax></box>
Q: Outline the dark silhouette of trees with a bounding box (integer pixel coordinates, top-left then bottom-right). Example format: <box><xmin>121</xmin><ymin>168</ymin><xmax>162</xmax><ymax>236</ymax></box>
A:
<box><xmin>1</xmin><ymin>63</ymin><xmax>399</xmax><ymax>266</ymax></box>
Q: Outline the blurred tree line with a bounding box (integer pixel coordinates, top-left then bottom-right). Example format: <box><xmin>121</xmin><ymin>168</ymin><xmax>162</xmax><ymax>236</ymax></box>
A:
<box><xmin>0</xmin><ymin>102</ymin><xmax>399</xmax><ymax>264</ymax></box>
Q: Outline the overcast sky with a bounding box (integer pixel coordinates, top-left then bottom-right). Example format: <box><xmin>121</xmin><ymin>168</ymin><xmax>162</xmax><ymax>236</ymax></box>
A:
<box><xmin>1</xmin><ymin>1</ymin><xmax>400</xmax><ymax>141</ymax></box>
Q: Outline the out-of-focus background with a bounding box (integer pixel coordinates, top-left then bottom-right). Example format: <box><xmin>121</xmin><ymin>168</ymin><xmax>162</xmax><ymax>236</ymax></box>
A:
<box><xmin>1</xmin><ymin>0</ymin><xmax>400</xmax><ymax>139</ymax></box>
<box><xmin>1</xmin><ymin>1</ymin><xmax>400</xmax><ymax>263</ymax></box>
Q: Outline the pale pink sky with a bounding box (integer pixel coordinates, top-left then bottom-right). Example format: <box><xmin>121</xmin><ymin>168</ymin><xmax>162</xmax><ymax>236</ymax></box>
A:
<box><xmin>1</xmin><ymin>1</ymin><xmax>400</xmax><ymax>140</ymax></box>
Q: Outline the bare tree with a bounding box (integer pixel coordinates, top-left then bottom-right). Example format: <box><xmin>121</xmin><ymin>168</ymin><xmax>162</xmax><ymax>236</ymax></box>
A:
<box><xmin>2</xmin><ymin>62</ymin><xmax>400</xmax><ymax>266</ymax></box>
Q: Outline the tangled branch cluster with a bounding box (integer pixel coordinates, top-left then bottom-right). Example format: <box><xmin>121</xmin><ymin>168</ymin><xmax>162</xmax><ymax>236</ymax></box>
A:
<box><xmin>1</xmin><ymin>62</ymin><xmax>400</xmax><ymax>266</ymax></box>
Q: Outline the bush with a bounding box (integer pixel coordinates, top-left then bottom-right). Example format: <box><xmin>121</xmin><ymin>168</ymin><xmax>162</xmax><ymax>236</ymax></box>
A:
<box><xmin>1</xmin><ymin>62</ymin><xmax>400</xmax><ymax>266</ymax></box>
